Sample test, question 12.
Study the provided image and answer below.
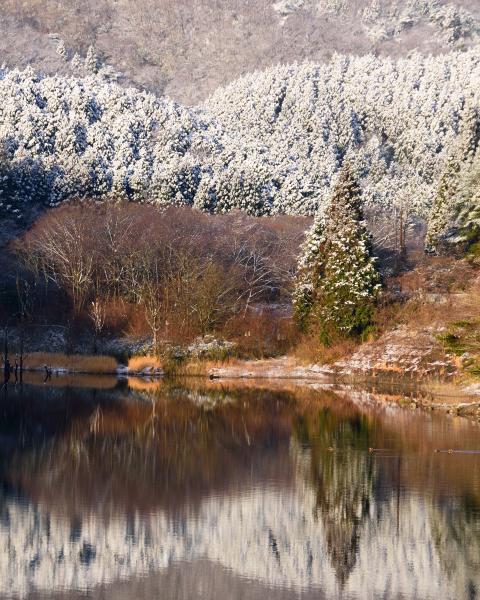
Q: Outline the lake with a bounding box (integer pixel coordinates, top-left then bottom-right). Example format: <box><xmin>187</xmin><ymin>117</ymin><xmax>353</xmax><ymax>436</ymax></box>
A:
<box><xmin>0</xmin><ymin>376</ymin><xmax>479</xmax><ymax>600</ymax></box>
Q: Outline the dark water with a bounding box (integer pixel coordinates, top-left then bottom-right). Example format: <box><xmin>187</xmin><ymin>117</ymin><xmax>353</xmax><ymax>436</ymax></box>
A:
<box><xmin>0</xmin><ymin>376</ymin><xmax>480</xmax><ymax>600</ymax></box>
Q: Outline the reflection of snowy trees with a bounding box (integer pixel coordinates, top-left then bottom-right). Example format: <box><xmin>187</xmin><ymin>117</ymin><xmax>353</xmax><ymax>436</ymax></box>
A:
<box><xmin>1</xmin><ymin>47</ymin><xmax>480</xmax><ymax>219</ymax></box>
<box><xmin>1</xmin><ymin>387</ymin><xmax>480</xmax><ymax>598</ymax></box>
<box><xmin>313</xmin><ymin>450</ymin><xmax>374</xmax><ymax>585</ymax></box>
<box><xmin>429</xmin><ymin>496</ymin><xmax>480</xmax><ymax>583</ymax></box>
<box><xmin>293</xmin><ymin>408</ymin><xmax>375</xmax><ymax>584</ymax></box>
<box><xmin>291</xmin><ymin>407</ymin><xmax>480</xmax><ymax>598</ymax></box>
<box><xmin>1</xmin><ymin>484</ymin><xmax>480</xmax><ymax>599</ymax></box>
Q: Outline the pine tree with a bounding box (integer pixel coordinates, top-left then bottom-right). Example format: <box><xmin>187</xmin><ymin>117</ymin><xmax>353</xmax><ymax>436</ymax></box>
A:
<box><xmin>293</xmin><ymin>167</ymin><xmax>381</xmax><ymax>343</ymax></box>
<box><xmin>85</xmin><ymin>45</ymin><xmax>99</xmax><ymax>75</ymax></box>
<box><xmin>2</xmin><ymin>50</ymin><xmax>480</xmax><ymax>217</ymax></box>
<box><xmin>425</xmin><ymin>153</ymin><xmax>462</xmax><ymax>252</ymax></box>
<box><xmin>292</xmin><ymin>211</ymin><xmax>326</xmax><ymax>332</ymax></box>
<box><xmin>56</xmin><ymin>40</ymin><xmax>70</xmax><ymax>62</ymax></box>
<box><xmin>426</xmin><ymin>105</ymin><xmax>480</xmax><ymax>252</ymax></box>
<box><xmin>71</xmin><ymin>53</ymin><xmax>83</xmax><ymax>71</ymax></box>
<box><xmin>449</xmin><ymin>149</ymin><xmax>480</xmax><ymax>247</ymax></box>
<box><xmin>0</xmin><ymin>148</ymin><xmax>10</xmax><ymax>219</ymax></box>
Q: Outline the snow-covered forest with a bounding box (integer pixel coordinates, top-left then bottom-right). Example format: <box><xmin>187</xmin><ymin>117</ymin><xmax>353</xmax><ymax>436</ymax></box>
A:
<box><xmin>1</xmin><ymin>46</ymin><xmax>480</xmax><ymax>223</ymax></box>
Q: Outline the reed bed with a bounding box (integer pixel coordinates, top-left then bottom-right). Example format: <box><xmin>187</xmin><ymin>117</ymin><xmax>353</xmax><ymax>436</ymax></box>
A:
<box><xmin>24</xmin><ymin>352</ymin><xmax>118</xmax><ymax>374</ymax></box>
<box><xmin>127</xmin><ymin>355</ymin><xmax>163</xmax><ymax>372</ymax></box>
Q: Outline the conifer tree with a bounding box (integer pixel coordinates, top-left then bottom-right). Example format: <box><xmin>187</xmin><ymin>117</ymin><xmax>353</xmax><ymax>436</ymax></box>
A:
<box><xmin>0</xmin><ymin>148</ymin><xmax>10</xmax><ymax>219</ymax></box>
<box><xmin>71</xmin><ymin>53</ymin><xmax>83</xmax><ymax>71</ymax></box>
<box><xmin>56</xmin><ymin>40</ymin><xmax>70</xmax><ymax>62</ymax></box>
<box><xmin>449</xmin><ymin>149</ymin><xmax>480</xmax><ymax>247</ymax></box>
<box><xmin>293</xmin><ymin>167</ymin><xmax>381</xmax><ymax>343</ymax></box>
<box><xmin>426</xmin><ymin>105</ymin><xmax>480</xmax><ymax>252</ymax></box>
<box><xmin>85</xmin><ymin>46</ymin><xmax>99</xmax><ymax>75</ymax></box>
<box><xmin>2</xmin><ymin>51</ymin><xmax>480</xmax><ymax>217</ymax></box>
<box><xmin>425</xmin><ymin>153</ymin><xmax>462</xmax><ymax>252</ymax></box>
<box><xmin>292</xmin><ymin>212</ymin><xmax>326</xmax><ymax>332</ymax></box>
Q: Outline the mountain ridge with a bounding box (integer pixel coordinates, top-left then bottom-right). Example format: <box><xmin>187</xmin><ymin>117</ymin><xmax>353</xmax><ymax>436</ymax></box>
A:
<box><xmin>1</xmin><ymin>0</ymin><xmax>480</xmax><ymax>104</ymax></box>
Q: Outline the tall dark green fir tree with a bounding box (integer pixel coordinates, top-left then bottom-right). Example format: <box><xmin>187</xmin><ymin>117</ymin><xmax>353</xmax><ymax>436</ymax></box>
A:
<box><xmin>293</xmin><ymin>166</ymin><xmax>381</xmax><ymax>343</ymax></box>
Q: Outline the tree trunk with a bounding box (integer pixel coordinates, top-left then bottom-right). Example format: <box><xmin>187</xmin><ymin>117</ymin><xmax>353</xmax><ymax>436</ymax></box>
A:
<box><xmin>19</xmin><ymin>326</ymin><xmax>24</xmax><ymax>382</ymax></box>
<box><xmin>4</xmin><ymin>327</ymin><xmax>8</xmax><ymax>363</ymax></box>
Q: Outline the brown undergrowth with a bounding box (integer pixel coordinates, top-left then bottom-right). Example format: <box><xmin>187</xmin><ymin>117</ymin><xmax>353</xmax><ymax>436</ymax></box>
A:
<box><xmin>127</xmin><ymin>355</ymin><xmax>163</xmax><ymax>372</ymax></box>
<box><xmin>24</xmin><ymin>352</ymin><xmax>118</xmax><ymax>374</ymax></box>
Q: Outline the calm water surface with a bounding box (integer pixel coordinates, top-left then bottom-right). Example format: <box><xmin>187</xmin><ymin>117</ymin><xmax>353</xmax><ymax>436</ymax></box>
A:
<box><xmin>0</xmin><ymin>376</ymin><xmax>480</xmax><ymax>600</ymax></box>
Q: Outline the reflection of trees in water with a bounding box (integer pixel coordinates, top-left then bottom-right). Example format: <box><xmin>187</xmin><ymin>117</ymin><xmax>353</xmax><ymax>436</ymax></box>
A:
<box><xmin>0</xmin><ymin>382</ymin><xmax>125</xmax><ymax>440</ymax></box>
<box><xmin>293</xmin><ymin>408</ymin><xmax>375</xmax><ymax>585</ymax></box>
<box><xmin>429</xmin><ymin>494</ymin><xmax>480</xmax><ymax>593</ymax></box>
<box><xmin>0</xmin><ymin>384</ymin><xmax>298</xmax><ymax>515</ymax></box>
<box><xmin>3</xmin><ymin>382</ymin><xmax>480</xmax><ymax>598</ymax></box>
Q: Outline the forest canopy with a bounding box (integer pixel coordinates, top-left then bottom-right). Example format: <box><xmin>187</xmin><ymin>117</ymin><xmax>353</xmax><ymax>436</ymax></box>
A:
<box><xmin>1</xmin><ymin>47</ymin><xmax>480</xmax><ymax>223</ymax></box>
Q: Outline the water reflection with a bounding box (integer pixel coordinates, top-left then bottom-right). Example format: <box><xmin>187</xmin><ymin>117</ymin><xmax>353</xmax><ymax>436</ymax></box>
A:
<box><xmin>294</xmin><ymin>409</ymin><xmax>375</xmax><ymax>585</ymax></box>
<box><xmin>0</xmin><ymin>378</ymin><xmax>480</xmax><ymax>599</ymax></box>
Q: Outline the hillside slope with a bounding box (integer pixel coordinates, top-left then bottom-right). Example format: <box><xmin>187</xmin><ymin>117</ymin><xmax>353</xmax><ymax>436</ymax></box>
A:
<box><xmin>2</xmin><ymin>49</ymin><xmax>480</xmax><ymax>221</ymax></box>
<box><xmin>1</xmin><ymin>0</ymin><xmax>480</xmax><ymax>104</ymax></box>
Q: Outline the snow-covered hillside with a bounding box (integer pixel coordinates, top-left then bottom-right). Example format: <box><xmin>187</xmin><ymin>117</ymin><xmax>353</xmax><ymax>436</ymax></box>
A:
<box><xmin>204</xmin><ymin>49</ymin><xmax>480</xmax><ymax>216</ymax></box>
<box><xmin>1</xmin><ymin>47</ymin><xmax>480</xmax><ymax>219</ymax></box>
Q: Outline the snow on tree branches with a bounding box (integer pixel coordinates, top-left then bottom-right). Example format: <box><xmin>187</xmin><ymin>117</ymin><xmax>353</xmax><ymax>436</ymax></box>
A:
<box><xmin>426</xmin><ymin>104</ymin><xmax>480</xmax><ymax>252</ymax></box>
<box><xmin>293</xmin><ymin>167</ymin><xmax>381</xmax><ymax>342</ymax></box>
<box><xmin>1</xmin><ymin>48</ymin><xmax>480</xmax><ymax>222</ymax></box>
<box><xmin>439</xmin><ymin>148</ymin><xmax>480</xmax><ymax>251</ymax></box>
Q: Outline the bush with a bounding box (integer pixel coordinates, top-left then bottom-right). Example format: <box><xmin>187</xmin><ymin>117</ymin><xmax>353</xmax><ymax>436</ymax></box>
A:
<box><xmin>127</xmin><ymin>355</ymin><xmax>163</xmax><ymax>373</ymax></box>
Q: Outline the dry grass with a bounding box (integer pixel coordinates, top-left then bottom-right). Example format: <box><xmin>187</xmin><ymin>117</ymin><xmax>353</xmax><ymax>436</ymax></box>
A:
<box><xmin>127</xmin><ymin>355</ymin><xmax>163</xmax><ymax>372</ymax></box>
<box><xmin>24</xmin><ymin>352</ymin><xmax>118</xmax><ymax>373</ymax></box>
<box><xmin>185</xmin><ymin>357</ymin><xmax>241</xmax><ymax>373</ymax></box>
<box><xmin>293</xmin><ymin>334</ymin><xmax>357</xmax><ymax>365</ymax></box>
<box><xmin>159</xmin><ymin>357</ymin><xmax>242</xmax><ymax>377</ymax></box>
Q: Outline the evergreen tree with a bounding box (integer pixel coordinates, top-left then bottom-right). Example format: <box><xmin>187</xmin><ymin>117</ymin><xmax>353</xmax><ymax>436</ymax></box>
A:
<box><xmin>56</xmin><ymin>40</ymin><xmax>70</xmax><ymax>62</ymax></box>
<box><xmin>85</xmin><ymin>46</ymin><xmax>99</xmax><ymax>75</ymax></box>
<box><xmin>448</xmin><ymin>149</ymin><xmax>480</xmax><ymax>247</ymax></box>
<box><xmin>425</xmin><ymin>153</ymin><xmax>462</xmax><ymax>252</ymax></box>
<box><xmin>426</xmin><ymin>105</ymin><xmax>480</xmax><ymax>252</ymax></box>
<box><xmin>293</xmin><ymin>167</ymin><xmax>381</xmax><ymax>343</ymax></box>
<box><xmin>71</xmin><ymin>53</ymin><xmax>83</xmax><ymax>71</ymax></box>
<box><xmin>0</xmin><ymin>148</ymin><xmax>10</xmax><ymax>219</ymax></box>
<box><xmin>292</xmin><ymin>211</ymin><xmax>326</xmax><ymax>332</ymax></box>
<box><xmin>2</xmin><ymin>51</ymin><xmax>480</xmax><ymax>217</ymax></box>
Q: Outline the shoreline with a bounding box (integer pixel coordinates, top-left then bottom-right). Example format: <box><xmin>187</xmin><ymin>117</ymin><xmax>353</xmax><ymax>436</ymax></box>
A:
<box><xmin>16</xmin><ymin>354</ymin><xmax>480</xmax><ymax>418</ymax></box>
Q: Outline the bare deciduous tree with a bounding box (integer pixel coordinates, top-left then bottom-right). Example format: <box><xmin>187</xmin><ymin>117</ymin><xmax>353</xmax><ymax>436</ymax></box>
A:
<box><xmin>14</xmin><ymin>202</ymin><xmax>307</xmax><ymax>349</ymax></box>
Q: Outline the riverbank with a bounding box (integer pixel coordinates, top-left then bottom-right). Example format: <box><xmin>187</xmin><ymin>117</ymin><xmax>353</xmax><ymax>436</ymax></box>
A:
<box><xmin>14</xmin><ymin>339</ymin><xmax>480</xmax><ymax>406</ymax></box>
<box><xmin>9</xmin><ymin>352</ymin><xmax>480</xmax><ymax>424</ymax></box>
<box><xmin>175</xmin><ymin>371</ymin><xmax>480</xmax><ymax>421</ymax></box>
<box><xmin>19</xmin><ymin>352</ymin><xmax>164</xmax><ymax>377</ymax></box>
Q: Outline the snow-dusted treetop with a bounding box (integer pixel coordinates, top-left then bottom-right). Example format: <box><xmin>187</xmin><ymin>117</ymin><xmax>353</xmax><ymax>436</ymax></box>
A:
<box><xmin>1</xmin><ymin>47</ymin><xmax>480</xmax><ymax>219</ymax></box>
